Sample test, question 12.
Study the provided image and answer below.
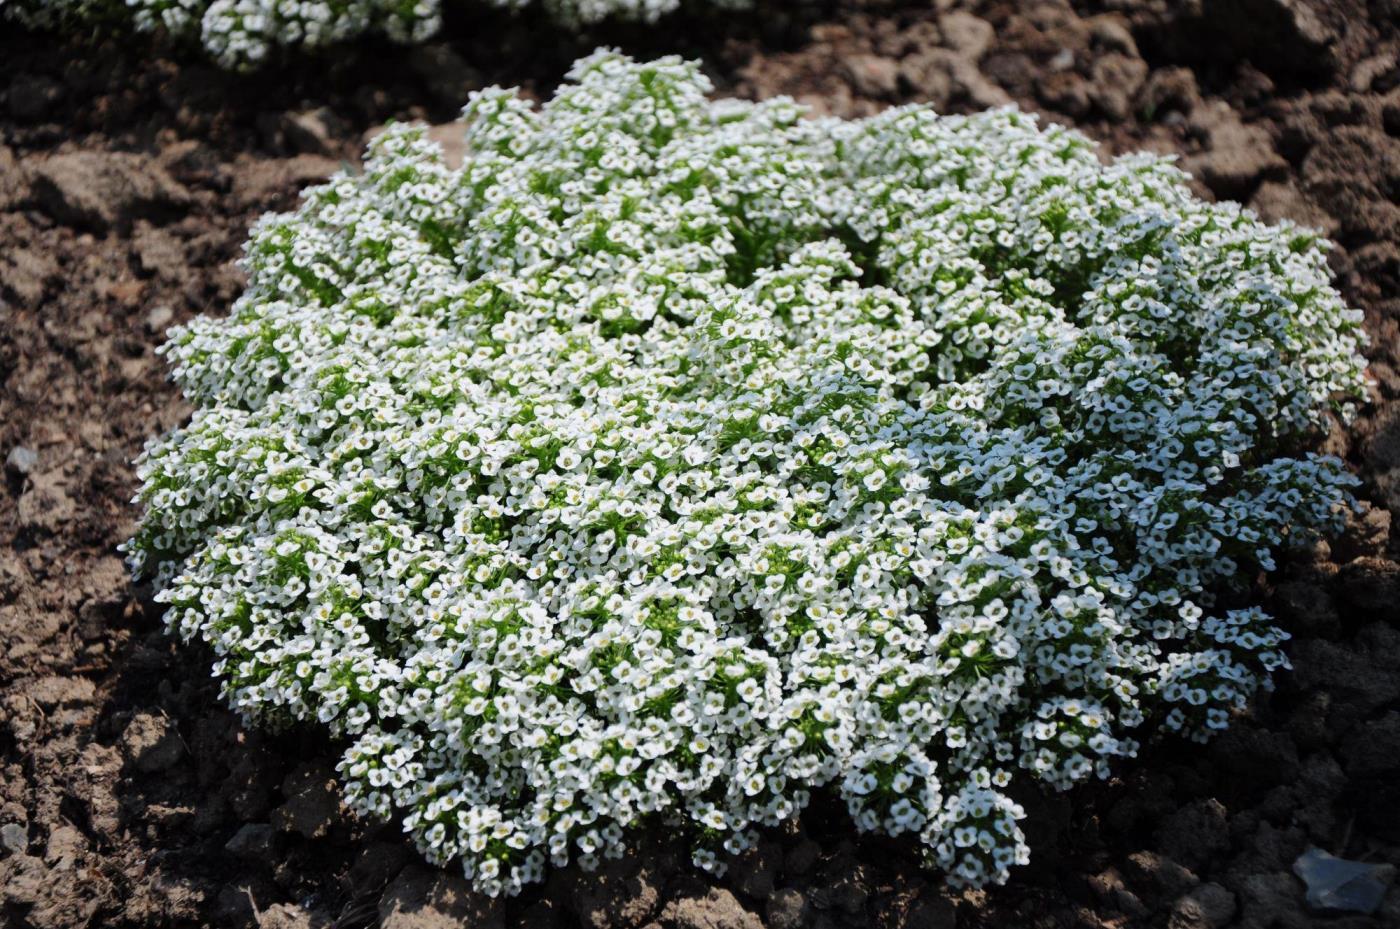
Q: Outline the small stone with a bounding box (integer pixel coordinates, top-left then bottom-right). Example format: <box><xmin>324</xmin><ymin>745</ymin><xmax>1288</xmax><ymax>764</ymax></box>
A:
<box><xmin>0</xmin><ymin>823</ymin><xmax>28</xmax><ymax>856</ymax></box>
<box><xmin>1168</xmin><ymin>882</ymin><xmax>1237</xmax><ymax>929</ymax></box>
<box><xmin>5</xmin><ymin>446</ymin><xmax>38</xmax><ymax>476</ymax></box>
<box><xmin>224</xmin><ymin>823</ymin><xmax>277</xmax><ymax>862</ymax></box>
<box><xmin>1293</xmin><ymin>847</ymin><xmax>1397</xmax><ymax>914</ymax></box>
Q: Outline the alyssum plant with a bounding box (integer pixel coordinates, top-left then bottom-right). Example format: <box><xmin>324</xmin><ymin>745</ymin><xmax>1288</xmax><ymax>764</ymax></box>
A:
<box><xmin>1</xmin><ymin>0</ymin><xmax>752</xmax><ymax>68</ymax></box>
<box><xmin>128</xmin><ymin>53</ymin><xmax>1367</xmax><ymax>896</ymax></box>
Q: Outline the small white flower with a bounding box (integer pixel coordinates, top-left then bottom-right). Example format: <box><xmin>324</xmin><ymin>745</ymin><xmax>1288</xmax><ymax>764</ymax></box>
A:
<box><xmin>128</xmin><ymin>53</ymin><xmax>1366</xmax><ymax>900</ymax></box>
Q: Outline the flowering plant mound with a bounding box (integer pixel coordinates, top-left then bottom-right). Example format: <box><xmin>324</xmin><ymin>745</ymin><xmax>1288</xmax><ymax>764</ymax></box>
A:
<box><xmin>3</xmin><ymin>0</ymin><xmax>752</xmax><ymax>68</ymax></box>
<box><xmin>128</xmin><ymin>52</ymin><xmax>1367</xmax><ymax>895</ymax></box>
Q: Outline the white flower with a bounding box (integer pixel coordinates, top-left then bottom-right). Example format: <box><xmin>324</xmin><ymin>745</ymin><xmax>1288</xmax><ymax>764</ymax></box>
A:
<box><xmin>127</xmin><ymin>52</ymin><xmax>1367</xmax><ymax>898</ymax></box>
<box><xmin>6</xmin><ymin>0</ymin><xmax>755</xmax><ymax>68</ymax></box>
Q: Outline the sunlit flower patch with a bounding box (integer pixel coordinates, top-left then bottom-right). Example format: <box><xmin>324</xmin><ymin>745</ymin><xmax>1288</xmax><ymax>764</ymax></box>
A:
<box><xmin>127</xmin><ymin>52</ymin><xmax>1367</xmax><ymax>896</ymax></box>
<box><xmin>4</xmin><ymin>0</ymin><xmax>753</xmax><ymax>68</ymax></box>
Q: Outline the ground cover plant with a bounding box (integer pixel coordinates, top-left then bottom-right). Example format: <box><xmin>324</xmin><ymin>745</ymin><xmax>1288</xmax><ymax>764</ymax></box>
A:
<box><xmin>1</xmin><ymin>0</ymin><xmax>753</xmax><ymax>68</ymax></box>
<box><xmin>124</xmin><ymin>50</ymin><xmax>1370</xmax><ymax>898</ymax></box>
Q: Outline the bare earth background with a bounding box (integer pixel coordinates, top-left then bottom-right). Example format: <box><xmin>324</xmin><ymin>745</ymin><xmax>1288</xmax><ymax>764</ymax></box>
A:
<box><xmin>3</xmin><ymin>1</ymin><xmax>1400</xmax><ymax>927</ymax></box>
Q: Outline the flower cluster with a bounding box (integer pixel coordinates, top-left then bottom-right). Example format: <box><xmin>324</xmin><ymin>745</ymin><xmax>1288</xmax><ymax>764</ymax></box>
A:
<box><xmin>2</xmin><ymin>0</ymin><xmax>751</xmax><ymax>68</ymax></box>
<box><xmin>127</xmin><ymin>52</ymin><xmax>1367</xmax><ymax>896</ymax></box>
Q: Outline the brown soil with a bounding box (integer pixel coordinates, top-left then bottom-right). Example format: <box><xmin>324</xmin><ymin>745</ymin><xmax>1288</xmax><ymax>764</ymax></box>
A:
<box><xmin>3</xmin><ymin>1</ymin><xmax>1400</xmax><ymax>927</ymax></box>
